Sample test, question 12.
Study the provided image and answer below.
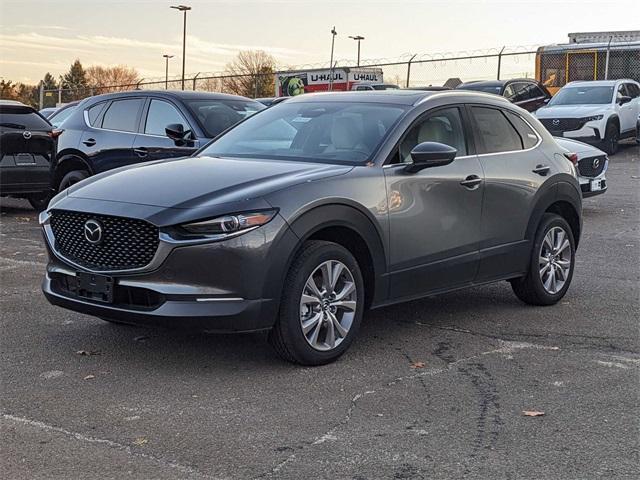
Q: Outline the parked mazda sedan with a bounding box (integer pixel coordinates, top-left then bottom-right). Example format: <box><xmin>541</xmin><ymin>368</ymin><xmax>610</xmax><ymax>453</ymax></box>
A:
<box><xmin>41</xmin><ymin>90</ymin><xmax>582</xmax><ymax>365</ymax></box>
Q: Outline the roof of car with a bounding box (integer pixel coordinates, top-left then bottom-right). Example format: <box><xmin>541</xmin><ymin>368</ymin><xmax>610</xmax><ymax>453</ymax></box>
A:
<box><xmin>78</xmin><ymin>89</ymin><xmax>258</xmax><ymax>104</ymax></box>
<box><xmin>565</xmin><ymin>79</ymin><xmax>635</xmax><ymax>87</ymax></box>
<box><xmin>457</xmin><ymin>78</ymin><xmax>538</xmax><ymax>89</ymax></box>
<box><xmin>282</xmin><ymin>89</ymin><xmax>513</xmax><ymax>107</ymax></box>
<box><xmin>0</xmin><ymin>99</ymin><xmax>28</xmax><ymax>107</ymax></box>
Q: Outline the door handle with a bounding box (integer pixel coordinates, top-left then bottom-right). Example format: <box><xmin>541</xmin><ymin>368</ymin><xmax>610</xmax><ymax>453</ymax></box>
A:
<box><xmin>134</xmin><ymin>147</ymin><xmax>148</xmax><ymax>157</ymax></box>
<box><xmin>82</xmin><ymin>138</ymin><xmax>96</xmax><ymax>147</ymax></box>
<box><xmin>532</xmin><ymin>164</ymin><xmax>551</xmax><ymax>176</ymax></box>
<box><xmin>460</xmin><ymin>175</ymin><xmax>482</xmax><ymax>190</ymax></box>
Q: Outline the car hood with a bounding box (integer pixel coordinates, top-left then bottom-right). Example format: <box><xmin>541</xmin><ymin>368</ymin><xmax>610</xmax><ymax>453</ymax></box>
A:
<box><xmin>536</xmin><ymin>104</ymin><xmax>609</xmax><ymax>118</ymax></box>
<box><xmin>554</xmin><ymin>137</ymin><xmax>605</xmax><ymax>155</ymax></box>
<box><xmin>66</xmin><ymin>155</ymin><xmax>353</xmax><ymax>209</ymax></box>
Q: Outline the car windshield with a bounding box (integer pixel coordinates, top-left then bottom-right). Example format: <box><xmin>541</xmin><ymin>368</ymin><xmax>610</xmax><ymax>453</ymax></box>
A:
<box><xmin>199</xmin><ymin>101</ymin><xmax>409</xmax><ymax>165</ymax></box>
<box><xmin>548</xmin><ymin>85</ymin><xmax>614</xmax><ymax>106</ymax></box>
<box><xmin>458</xmin><ymin>84</ymin><xmax>502</xmax><ymax>94</ymax></box>
<box><xmin>185</xmin><ymin>99</ymin><xmax>264</xmax><ymax>138</ymax></box>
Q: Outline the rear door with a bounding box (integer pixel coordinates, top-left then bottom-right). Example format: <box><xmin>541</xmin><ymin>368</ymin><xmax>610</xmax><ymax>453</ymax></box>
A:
<box><xmin>132</xmin><ymin>98</ymin><xmax>200</xmax><ymax>162</ymax></box>
<box><xmin>469</xmin><ymin>105</ymin><xmax>552</xmax><ymax>281</ymax></box>
<box><xmin>79</xmin><ymin>97</ymin><xmax>143</xmax><ymax>173</ymax></box>
<box><xmin>0</xmin><ymin>106</ymin><xmax>53</xmax><ymax>194</ymax></box>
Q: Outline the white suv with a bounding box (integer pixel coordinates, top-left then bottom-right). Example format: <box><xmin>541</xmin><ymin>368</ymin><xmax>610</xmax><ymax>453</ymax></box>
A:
<box><xmin>536</xmin><ymin>79</ymin><xmax>640</xmax><ymax>154</ymax></box>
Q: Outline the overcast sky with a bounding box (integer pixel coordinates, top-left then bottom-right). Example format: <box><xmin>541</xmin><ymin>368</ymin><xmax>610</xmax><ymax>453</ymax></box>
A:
<box><xmin>1</xmin><ymin>0</ymin><xmax>638</xmax><ymax>84</ymax></box>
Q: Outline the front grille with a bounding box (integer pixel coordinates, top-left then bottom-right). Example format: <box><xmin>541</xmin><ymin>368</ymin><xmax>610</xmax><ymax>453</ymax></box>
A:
<box><xmin>50</xmin><ymin>210</ymin><xmax>160</xmax><ymax>271</ymax></box>
<box><xmin>577</xmin><ymin>155</ymin><xmax>606</xmax><ymax>178</ymax></box>
<box><xmin>539</xmin><ymin>117</ymin><xmax>586</xmax><ymax>133</ymax></box>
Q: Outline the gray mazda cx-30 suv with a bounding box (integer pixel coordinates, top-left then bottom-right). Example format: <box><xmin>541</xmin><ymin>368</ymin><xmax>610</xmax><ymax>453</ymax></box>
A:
<box><xmin>41</xmin><ymin>90</ymin><xmax>582</xmax><ymax>365</ymax></box>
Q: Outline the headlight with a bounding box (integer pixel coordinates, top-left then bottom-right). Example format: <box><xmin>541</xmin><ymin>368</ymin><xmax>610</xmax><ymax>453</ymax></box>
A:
<box><xmin>584</xmin><ymin>115</ymin><xmax>603</xmax><ymax>122</ymax></box>
<box><xmin>178</xmin><ymin>210</ymin><xmax>277</xmax><ymax>237</ymax></box>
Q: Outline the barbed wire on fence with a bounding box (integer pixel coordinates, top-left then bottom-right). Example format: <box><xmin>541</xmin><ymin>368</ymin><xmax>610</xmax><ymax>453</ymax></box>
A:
<box><xmin>38</xmin><ymin>42</ymin><xmax>639</xmax><ymax>107</ymax></box>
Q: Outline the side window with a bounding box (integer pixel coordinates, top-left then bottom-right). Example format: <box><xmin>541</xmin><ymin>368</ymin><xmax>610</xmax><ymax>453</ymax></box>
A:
<box><xmin>87</xmin><ymin>102</ymin><xmax>106</xmax><ymax>126</ymax></box>
<box><xmin>529</xmin><ymin>84</ymin><xmax>546</xmax><ymax>99</ymax></box>
<box><xmin>101</xmin><ymin>99</ymin><xmax>144</xmax><ymax>132</ymax></box>
<box><xmin>616</xmin><ymin>84</ymin><xmax>628</xmax><ymax>101</ymax></box>
<box><xmin>503</xmin><ymin>84</ymin><xmax>516</xmax><ymax>101</ymax></box>
<box><xmin>471</xmin><ymin>106</ymin><xmax>523</xmax><ymax>153</ymax></box>
<box><xmin>504</xmin><ymin>111</ymin><xmax>539</xmax><ymax>149</ymax></box>
<box><xmin>398</xmin><ymin>107</ymin><xmax>468</xmax><ymax>164</ymax></box>
<box><xmin>144</xmin><ymin>100</ymin><xmax>187</xmax><ymax>136</ymax></box>
<box><xmin>624</xmin><ymin>83</ymin><xmax>639</xmax><ymax>98</ymax></box>
<box><xmin>510</xmin><ymin>83</ymin><xmax>528</xmax><ymax>102</ymax></box>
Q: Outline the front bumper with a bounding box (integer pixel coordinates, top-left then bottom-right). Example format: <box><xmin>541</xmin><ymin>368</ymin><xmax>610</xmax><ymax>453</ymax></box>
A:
<box><xmin>41</xmin><ymin>212</ymin><xmax>298</xmax><ymax>333</ymax></box>
<box><xmin>546</xmin><ymin>121</ymin><xmax>605</xmax><ymax>145</ymax></box>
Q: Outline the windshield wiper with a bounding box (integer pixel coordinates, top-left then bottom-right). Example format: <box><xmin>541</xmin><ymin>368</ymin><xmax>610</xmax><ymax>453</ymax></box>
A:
<box><xmin>0</xmin><ymin>122</ymin><xmax>26</xmax><ymax>129</ymax></box>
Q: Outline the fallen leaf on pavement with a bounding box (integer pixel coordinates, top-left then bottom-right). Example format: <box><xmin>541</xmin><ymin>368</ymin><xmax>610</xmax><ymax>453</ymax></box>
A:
<box><xmin>83</xmin><ymin>374</ymin><xmax>95</xmax><ymax>380</ymax></box>
<box><xmin>133</xmin><ymin>437</ymin><xmax>148</xmax><ymax>446</ymax></box>
<box><xmin>410</xmin><ymin>362</ymin><xmax>426</xmax><ymax>369</ymax></box>
<box><xmin>523</xmin><ymin>410</ymin><xmax>545</xmax><ymax>417</ymax></box>
<box><xmin>76</xmin><ymin>350</ymin><xmax>102</xmax><ymax>356</ymax></box>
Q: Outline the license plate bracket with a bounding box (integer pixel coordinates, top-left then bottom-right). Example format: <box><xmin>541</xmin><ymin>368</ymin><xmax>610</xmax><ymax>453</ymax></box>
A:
<box><xmin>75</xmin><ymin>272</ymin><xmax>114</xmax><ymax>303</ymax></box>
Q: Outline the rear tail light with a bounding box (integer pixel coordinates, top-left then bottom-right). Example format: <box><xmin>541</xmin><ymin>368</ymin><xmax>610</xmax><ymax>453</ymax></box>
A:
<box><xmin>563</xmin><ymin>152</ymin><xmax>578</xmax><ymax>166</ymax></box>
<box><xmin>48</xmin><ymin>129</ymin><xmax>63</xmax><ymax>139</ymax></box>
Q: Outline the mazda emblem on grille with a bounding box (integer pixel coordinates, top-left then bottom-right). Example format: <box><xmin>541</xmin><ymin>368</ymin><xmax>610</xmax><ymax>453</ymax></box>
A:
<box><xmin>23</xmin><ymin>131</ymin><xmax>32</xmax><ymax>139</ymax></box>
<box><xmin>552</xmin><ymin>119</ymin><xmax>560</xmax><ymax>126</ymax></box>
<box><xmin>84</xmin><ymin>219</ymin><xmax>103</xmax><ymax>244</ymax></box>
<box><xmin>592</xmin><ymin>158</ymin><xmax>600</xmax><ymax>169</ymax></box>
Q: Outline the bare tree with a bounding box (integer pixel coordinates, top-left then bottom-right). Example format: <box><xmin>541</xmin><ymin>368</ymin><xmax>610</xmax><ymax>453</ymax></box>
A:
<box><xmin>224</xmin><ymin>50</ymin><xmax>276</xmax><ymax>98</ymax></box>
<box><xmin>86</xmin><ymin>65</ymin><xmax>140</xmax><ymax>93</ymax></box>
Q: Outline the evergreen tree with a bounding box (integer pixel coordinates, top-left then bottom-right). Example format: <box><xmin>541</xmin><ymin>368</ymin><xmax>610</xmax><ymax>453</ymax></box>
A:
<box><xmin>42</xmin><ymin>72</ymin><xmax>58</xmax><ymax>90</ymax></box>
<box><xmin>63</xmin><ymin>59</ymin><xmax>88</xmax><ymax>100</ymax></box>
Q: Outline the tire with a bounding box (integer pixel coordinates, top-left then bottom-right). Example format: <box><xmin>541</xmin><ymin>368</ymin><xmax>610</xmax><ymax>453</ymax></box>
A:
<box><xmin>58</xmin><ymin>169</ymin><xmax>89</xmax><ymax>192</ymax></box>
<box><xmin>602</xmin><ymin>122</ymin><xmax>619</xmax><ymax>155</ymax></box>
<box><xmin>27</xmin><ymin>191</ymin><xmax>51</xmax><ymax>211</ymax></box>
<box><xmin>511</xmin><ymin>213</ymin><xmax>576</xmax><ymax>306</ymax></box>
<box><xmin>268</xmin><ymin>240</ymin><xmax>365</xmax><ymax>365</ymax></box>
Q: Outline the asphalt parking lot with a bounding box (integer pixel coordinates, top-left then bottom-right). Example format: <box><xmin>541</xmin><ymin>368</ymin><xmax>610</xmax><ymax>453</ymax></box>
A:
<box><xmin>1</xmin><ymin>142</ymin><xmax>639</xmax><ymax>480</ymax></box>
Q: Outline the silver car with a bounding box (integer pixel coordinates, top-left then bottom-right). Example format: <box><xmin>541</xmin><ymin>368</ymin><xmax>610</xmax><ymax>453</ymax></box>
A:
<box><xmin>555</xmin><ymin>137</ymin><xmax>608</xmax><ymax>197</ymax></box>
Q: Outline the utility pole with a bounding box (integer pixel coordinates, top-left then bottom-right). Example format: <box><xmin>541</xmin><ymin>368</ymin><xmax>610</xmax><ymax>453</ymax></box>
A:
<box><xmin>349</xmin><ymin>35</ymin><xmax>364</xmax><ymax>66</ymax></box>
<box><xmin>163</xmin><ymin>54</ymin><xmax>174</xmax><ymax>89</ymax></box>
<box><xmin>329</xmin><ymin>26</ymin><xmax>337</xmax><ymax>91</ymax></box>
<box><xmin>170</xmin><ymin>5</ymin><xmax>191</xmax><ymax>90</ymax></box>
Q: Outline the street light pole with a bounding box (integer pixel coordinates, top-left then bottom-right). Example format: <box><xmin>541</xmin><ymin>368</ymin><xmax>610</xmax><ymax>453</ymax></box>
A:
<box><xmin>349</xmin><ymin>35</ymin><xmax>364</xmax><ymax>66</ymax></box>
<box><xmin>170</xmin><ymin>5</ymin><xmax>191</xmax><ymax>90</ymax></box>
<box><xmin>329</xmin><ymin>26</ymin><xmax>337</xmax><ymax>91</ymax></box>
<box><xmin>163</xmin><ymin>54</ymin><xmax>174</xmax><ymax>89</ymax></box>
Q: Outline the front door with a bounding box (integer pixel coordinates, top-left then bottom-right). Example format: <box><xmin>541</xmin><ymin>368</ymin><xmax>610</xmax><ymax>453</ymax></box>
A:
<box><xmin>384</xmin><ymin>106</ymin><xmax>484</xmax><ymax>299</ymax></box>
<box><xmin>132</xmin><ymin>98</ymin><xmax>200</xmax><ymax>162</ymax></box>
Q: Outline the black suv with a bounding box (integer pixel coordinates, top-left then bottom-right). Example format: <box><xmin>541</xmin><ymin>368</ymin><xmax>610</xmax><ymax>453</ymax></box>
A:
<box><xmin>53</xmin><ymin>91</ymin><xmax>264</xmax><ymax>191</ymax></box>
<box><xmin>0</xmin><ymin>100</ymin><xmax>59</xmax><ymax>210</ymax></box>
<box><xmin>456</xmin><ymin>79</ymin><xmax>551</xmax><ymax>112</ymax></box>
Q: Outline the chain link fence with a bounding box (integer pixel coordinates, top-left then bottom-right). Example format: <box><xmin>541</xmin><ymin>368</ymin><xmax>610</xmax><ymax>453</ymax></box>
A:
<box><xmin>38</xmin><ymin>43</ymin><xmax>640</xmax><ymax>108</ymax></box>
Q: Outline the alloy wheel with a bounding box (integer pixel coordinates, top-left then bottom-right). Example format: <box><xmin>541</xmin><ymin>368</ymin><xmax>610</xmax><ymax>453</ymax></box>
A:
<box><xmin>299</xmin><ymin>260</ymin><xmax>357</xmax><ymax>351</ymax></box>
<box><xmin>538</xmin><ymin>226</ymin><xmax>572</xmax><ymax>294</ymax></box>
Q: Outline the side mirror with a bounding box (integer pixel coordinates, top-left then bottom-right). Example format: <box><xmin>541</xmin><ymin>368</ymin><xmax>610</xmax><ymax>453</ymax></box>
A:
<box><xmin>618</xmin><ymin>95</ymin><xmax>632</xmax><ymax>105</ymax></box>
<box><xmin>405</xmin><ymin>142</ymin><xmax>457</xmax><ymax>173</ymax></box>
<box><xmin>165</xmin><ymin>123</ymin><xmax>192</xmax><ymax>145</ymax></box>
<box><xmin>543</xmin><ymin>97</ymin><xmax>551</xmax><ymax>104</ymax></box>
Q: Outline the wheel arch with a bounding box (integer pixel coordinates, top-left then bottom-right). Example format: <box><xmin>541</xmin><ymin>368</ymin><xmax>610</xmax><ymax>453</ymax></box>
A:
<box><xmin>286</xmin><ymin>203</ymin><xmax>388</xmax><ymax>308</ymax></box>
<box><xmin>525</xmin><ymin>180</ymin><xmax>582</xmax><ymax>249</ymax></box>
<box><xmin>53</xmin><ymin>151</ymin><xmax>93</xmax><ymax>190</ymax></box>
